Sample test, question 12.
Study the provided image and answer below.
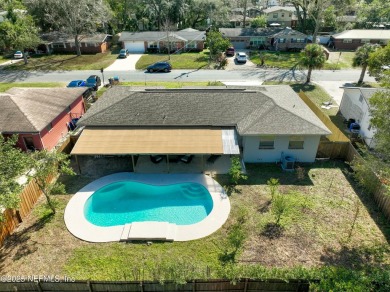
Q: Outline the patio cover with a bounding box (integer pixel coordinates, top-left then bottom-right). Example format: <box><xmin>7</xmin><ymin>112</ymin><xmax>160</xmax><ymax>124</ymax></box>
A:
<box><xmin>71</xmin><ymin>128</ymin><xmax>227</xmax><ymax>155</ymax></box>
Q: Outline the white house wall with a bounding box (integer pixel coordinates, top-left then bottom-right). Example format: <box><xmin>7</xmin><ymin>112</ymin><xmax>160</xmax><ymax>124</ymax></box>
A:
<box><xmin>242</xmin><ymin>135</ymin><xmax>321</xmax><ymax>163</ymax></box>
<box><xmin>339</xmin><ymin>89</ymin><xmax>376</xmax><ymax>147</ymax></box>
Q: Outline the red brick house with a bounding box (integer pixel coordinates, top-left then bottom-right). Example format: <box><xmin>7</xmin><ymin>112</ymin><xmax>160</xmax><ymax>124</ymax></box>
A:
<box><xmin>119</xmin><ymin>28</ymin><xmax>205</xmax><ymax>53</ymax></box>
<box><xmin>0</xmin><ymin>87</ymin><xmax>87</xmax><ymax>151</ymax></box>
<box><xmin>330</xmin><ymin>29</ymin><xmax>390</xmax><ymax>50</ymax></box>
<box><xmin>39</xmin><ymin>33</ymin><xmax>111</xmax><ymax>54</ymax></box>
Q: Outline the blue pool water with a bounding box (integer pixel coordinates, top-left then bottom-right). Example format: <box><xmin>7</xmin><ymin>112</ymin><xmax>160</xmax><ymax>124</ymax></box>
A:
<box><xmin>84</xmin><ymin>181</ymin><xmax>213</xmax><ymax>226</ymax></box>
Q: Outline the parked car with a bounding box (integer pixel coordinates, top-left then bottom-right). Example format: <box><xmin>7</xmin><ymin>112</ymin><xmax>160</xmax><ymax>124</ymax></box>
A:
<box><xmin>85</xmin><ymin>75</ymin><xmax>102</xmax><ymax>91</ymax></box>
<box><xmin>67</xmin><ymin>80</ymin><xmax>86</xmax><ymax>87</ymax></box>
<box><xmin>235</xmin><ymin>52</ymin><xmax>247</xmax><ymax>63</ymax></box>
<box><xmin>226</xmin><ymin>47</ymin><xmax>235</xmax><ymax>57</ymax></box>
<box><xmin>118</xmin><ymin>49</ymin><xmax>129</xmax><ymax>58</ymax></box>
<box><xmin>146</xmin><ymin>62</ymin><xmax>172</xmax><ymax>73</ymax></box>
<box><xmin>14</xmin><ymin>51</ymin><xmax>23</xmax><ymax>59</ymax></box>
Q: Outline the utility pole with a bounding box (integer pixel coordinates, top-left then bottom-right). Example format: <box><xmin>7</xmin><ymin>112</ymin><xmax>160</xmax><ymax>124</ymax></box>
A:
<box><xmin>100</xmin><ymin>68</ymin><xmax>105</xmax><ymax>85</ymax></box>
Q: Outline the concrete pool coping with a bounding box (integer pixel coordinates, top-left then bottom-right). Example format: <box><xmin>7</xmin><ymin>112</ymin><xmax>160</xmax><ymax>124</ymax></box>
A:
<box><xmin>64</xmin><ymin>173</ymin><xmax>231</xmax><ymax>242</ymax></box>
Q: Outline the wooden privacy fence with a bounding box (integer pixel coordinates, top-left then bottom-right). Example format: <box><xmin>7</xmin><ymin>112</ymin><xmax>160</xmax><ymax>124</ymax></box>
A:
<box><xmin>0</xmin><ymin>279</ymin><xmax>312</xmax><ymax>292</ymax></box>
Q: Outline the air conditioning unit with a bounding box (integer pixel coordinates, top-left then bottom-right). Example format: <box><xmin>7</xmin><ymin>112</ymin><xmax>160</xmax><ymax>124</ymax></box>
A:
<box><xmin>281</xmin><ymin>154</ymin><xmax>295</xmax><ymax>171</ymax></box>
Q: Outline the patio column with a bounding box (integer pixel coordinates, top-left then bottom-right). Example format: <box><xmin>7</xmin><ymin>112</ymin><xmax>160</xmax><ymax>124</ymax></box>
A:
<box><xmin>166</xmin><ymin>155</ymin><xmax>170</xmax><ymax>173</ymax></box>
<box><xmin>131</xmin><ymin>155</ymin><xmax>136</xmax><ymax>172</ymax></box>
<box><xmin>201</xmin><ymin>155</ymin><xmax>205</xmax><ymax>173</ymax></box>
<box><xmin>75</xmin><ymin>155</ymin><xmax>81</xmax><ymax>174</ymax></box>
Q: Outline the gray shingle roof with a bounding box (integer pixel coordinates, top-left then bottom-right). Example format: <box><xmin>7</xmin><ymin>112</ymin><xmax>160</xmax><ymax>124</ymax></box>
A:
<box><xmin>332</xmin><ymin>30</ymin><xmax>390</xmax><ymax>40</ymax></box>
<box><xmin>119</xmin><ymin>29</ymin><xmax>205</xmax><ymax>42</ymax></box>
<box><xmin>78</xmin><ymin>86</ymin><xmax>331</xmax><ymax>136</ymax></box>
<box><xmin>219</xmin><ymin>27</ymin><xmax>282</xmax><ymax>37</ymax></box>
<box><xmin>40</xmin><ymin>32</ymin><xmax>110</xmax><ymax>43</ymax></box>
<box><xmin>0</xmin><ymin>87</ymin><xmax>87</xmax><ymax>133</ymax></box>
<box><xmin>263</xmin><ymin>6</ymin><xmax>296</xmax><ymax>13</ymax></box>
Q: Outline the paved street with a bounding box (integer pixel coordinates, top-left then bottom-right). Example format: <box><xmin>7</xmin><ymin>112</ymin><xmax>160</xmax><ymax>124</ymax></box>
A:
<box><xmin>0</xmin><ymin>68</ymin><xmax>376</xmax><ymax>84</ymax></box>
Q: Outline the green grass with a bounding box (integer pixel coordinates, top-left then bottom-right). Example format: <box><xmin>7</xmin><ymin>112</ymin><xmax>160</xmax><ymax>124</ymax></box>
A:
<box><xmin>3</xmin><ymin>52</ymin><xmax>118</xmax><ymax>71</ymax></box>
<box><xmin>136</xmin><ymin>51</ymin><xmax>210</xmax><ymax>70</ymax></box>
<box><xmin>0</xmin><ymin>55</ymin><xmax>9</xmax><ymax>64</ymax></box>
<box><xmin>0</xmin><ymin>82</ymin><xmax>65</xmax><ymax>92</ymax></box>
<box><xmin>250</xmin><ymin>51</ymin><xmax>301</xmax><ymax>69</ymax></box>
<box><xmin>324</xmin><ymin>51</ymin><xmax>355</xmax><ymax>70</ymax></box>
<box><xmin>120</xmin><ymin>81</ymin><xmax>223</xmax><ymax>88</ymax></box>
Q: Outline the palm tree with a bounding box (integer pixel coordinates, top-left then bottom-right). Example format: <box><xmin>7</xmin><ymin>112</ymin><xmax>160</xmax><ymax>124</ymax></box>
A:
<box><xmin>353</xmin><ymin>43</ymin><xmax>380</xmax><ymax>84</ymax></box>
<box><xmin>300</xmin><ymin>44</ymin><xmax>326</xmax><ymax>83</ymax></box>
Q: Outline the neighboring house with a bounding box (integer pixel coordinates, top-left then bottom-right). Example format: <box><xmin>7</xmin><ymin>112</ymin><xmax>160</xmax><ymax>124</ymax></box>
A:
<box><xmin>0</xmin><ymin>88</ymin><xmax>87</xmax><ymax>152</ymax></box>
<box><xmin>330</xmin><ymin>29</ymin><xmax>390</xmax><ymax>50</ymax></box>
<box><xmin>339</xmin><ymin>87</ymin><xmax>384</xmax><ymax>148</ymax></box>
<box><xmin>220</xmin><ymin>27</ymin><xmax>307</xmax><ymax>50</ymax></box>
<box><xmin>259</xmin><ymin>0</ymin><xmax>280</xmax><ymax>8</ymax></box>
<box><xmin>118</xmin><ymin>28</ymin><xmax>205</xmax><ymax>53</ymax></box>
<box><xmin>263</xmin><ymin>6</ymin><xmax>298</xmax><ymax>28</ymax></box>
<box><xmin>71</xmin><ymin>86</ymin><xmax>331</xmax><ymax>173</ymax></box>
<box><xmin>39</xmin><ymin>32</ymin><xmax>111</xmax><ymax>54</ymax></box>
<box><xmin>229</xmin><ymin>15</ymin><xmax>254</xmax><ymax>28</ymax></box>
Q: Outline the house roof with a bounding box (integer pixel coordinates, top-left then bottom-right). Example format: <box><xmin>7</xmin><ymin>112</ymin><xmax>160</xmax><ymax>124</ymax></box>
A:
<box><xmin>40</xmin><ymin>32</ymin><xmax>110</xmax><ymax>44</ymax></box>
<box><xmin>0</xmin><ymin>87</ymin><xmax>87</xmax><ymax>133</ymax></box>
<box><xmin>219</xmin><ymin>27</ymin><xmax>283</xmax><ymax>37</ymax></box>
<box><xmin>332</xmin><ymin>29</ymin><xmax>390</xmax><ymax>40</ymax></box>
<box><xmin>272</xmin><ymin>27</ymin><xmax>307</xmax><ymax>38</ymax></box>
<box><xmin>78</xmin><ymin>86</ymin><xmax>331</xmax><ymax>136</ymax></box>
<box><xmin>119</xmin><ymin>29</ymin><xmax>205</xmax><ymax>42</ymax></box>
<box><xmin>263</xmin><ymin>6</ymin><xmax>296</xmax><ymax>13</ymax></box>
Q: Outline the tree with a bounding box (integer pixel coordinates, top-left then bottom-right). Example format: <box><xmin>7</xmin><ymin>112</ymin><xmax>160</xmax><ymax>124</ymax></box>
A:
<box><xmin>352</xmin><ymin>43</ymin><xmax>380</xmax><ymax>84</ymax></box>
<box><xmin>271</xmin><ymin>193</ymin><xmax>289</xmax><ymax>226</ymax></box>
<box><xmin>205</xmin><ymin>29</ymin><xmax>231</xmax><ymax>62</ymax></box>
<box><xmin>300</xmin><ymin>44</ymin><xmax>326</xmax><ymax>83</ymax></box>
<box><xmin>368</xmin><ymin>43</ymin><xmax>390</xmax><ymax>82</ymax></box>
<box><xmin>27</xmin><ymin>0</ymin><xmax>112</xmax><ymax>56</ymax></box>
<box><xmin>0</xmin><ymin>135</ymin><xmax>30</xmax><ymax>221</ymax></box>
<box><xmin>356</xmin><ymin>0</ymin><xmax>390</xmax><ymax>29</ymax></box>
<box><xmin>0</xmin><ymin>5</ymin><xmax>40</xmax><ymax>63</ymax></box>
<box><xmin>228</xmin><ymin>156</ymin><xmax>248</xmax><ymax>185</ymax></box>
<box><xmin>30</xmin><ymin>150</ymin><xmax>75</xmax><ymax>214</ymax></box>
<box><xmin>251</xmin><ymin>15</ymin><xmax>267</xmax><ymax>28</ymax></box>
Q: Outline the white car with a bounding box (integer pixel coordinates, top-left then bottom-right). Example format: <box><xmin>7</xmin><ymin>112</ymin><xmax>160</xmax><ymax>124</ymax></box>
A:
<box><xmin>14</xmin><ymin>51</ymin><xmax>23</xmax><ymax>59</ymax></box>
<box><xmin>235</xmin><ymin>52</ymin><xmax>247</xmax><ymax>63</ymax></box>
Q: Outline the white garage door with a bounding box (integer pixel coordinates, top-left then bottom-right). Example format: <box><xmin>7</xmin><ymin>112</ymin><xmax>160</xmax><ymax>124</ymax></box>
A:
<box><xmin>125</xmin><ymin>41</ymin><xmax>145</xmax><ymax>53</ymax></box>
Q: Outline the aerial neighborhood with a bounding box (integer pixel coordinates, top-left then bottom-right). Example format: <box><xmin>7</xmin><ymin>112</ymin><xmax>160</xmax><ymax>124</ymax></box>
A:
<box><xmin>0</xmin><ymin>0</ymin><xmax>390</xmax><ymax>291</ymax></box>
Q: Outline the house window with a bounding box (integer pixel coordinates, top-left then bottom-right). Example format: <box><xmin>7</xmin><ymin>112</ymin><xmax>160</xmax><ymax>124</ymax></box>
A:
<box><xmin>361</xmin><ymin>39</ymin><xmax>370</xmax><ymax>43</ymax></box>
<box><xmin>289</xmin><ymin>13</ymin><xmax>292</xmax><ymax>17</ymax></box>
<box><xmin>53</xmin><ymin>43</ymin><xmax>65</xmax><ymax>48</ymax></box>
<box><xmin>273</xmin><ymin>13</ymin><xmax>278</xmax><ymax>18</ymax></box>
<box><xmin>281</xmin><ymin>13</ymin><xmax>285</xmax><ymax>17</ymax></box>
<box><xmin>46</xmin><ymin>122</ymin><xmax>53</xmax><ymax>132</ymax></box>
<box><xmin>359</xmin><ymin>94</ymin><xmax>363</xmax><ymax>103</ymax></box>
<box><xmin>259</xmin><ymin>136</ymin><xmax>275</xmax><ymax>149</ymax></box>
<box><xmin>278</xmin><ymin>38</ymin><xmax>286</xmax><ymax>43</ymax></box>
<box><xmin>186</xmin><ymin>41</ymin><xmax>196</xmax><ymax>48</ymax></box>
<box><xmin>379</xmin><ymin>40</ymin><xmax>387</xmax><ymax>45</ymax></box>
<box><xmin>288</xmin><ymin>135</ymin><xmax>304</xmax><ymax>149</ymax></box>
<box><xmin>67</xmin><ymin>105</ymin><xmax>71</xmax><ymax>113</ymax></box>
<box><xmin>148</xmin><ymin>42</ymin><xmax>158</xmax><ymax>48</ymax></box>
<box><xmin>343</xmin><ymin>39</ymin><xmax>352</xmax><ymax>43</ymax></box>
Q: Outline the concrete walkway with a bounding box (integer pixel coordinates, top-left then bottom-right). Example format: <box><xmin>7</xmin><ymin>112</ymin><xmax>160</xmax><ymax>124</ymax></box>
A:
<box><xmin>104</xmin><ymin>54</ymin><xmax>143</xmax><ymax>71</ymax></box>
<box><xmin>313</xmin><ymin>81</ymin><xmax>354</xmax><ymax>105</ymax></box>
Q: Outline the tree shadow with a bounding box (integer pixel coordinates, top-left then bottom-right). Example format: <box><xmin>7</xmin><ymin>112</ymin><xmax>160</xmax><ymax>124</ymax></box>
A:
<box><xmin>258</xmin><ymin>200</ymin><xmax>272</xmax><ymax>213</ymax></box>
<box><xmin>260</xmin><ymin>222</ymin><xmax>284</xmax><ymax>239</ymax></box>
<box><xmin>0</xmin><ymin>212</ymin><xmax>54</xmax><ymax>271</ymax></box>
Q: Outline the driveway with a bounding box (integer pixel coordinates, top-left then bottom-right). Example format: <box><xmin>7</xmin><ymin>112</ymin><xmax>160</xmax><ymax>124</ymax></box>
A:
<box><xmin>104</xmin><ymin>54</ymin><xmax>143</xmax><ymax>71</ymax></box>
<box><xmin>313</xmin><ymin>81</ymin><xmax>354</xmax><ymax>105</ymax></box>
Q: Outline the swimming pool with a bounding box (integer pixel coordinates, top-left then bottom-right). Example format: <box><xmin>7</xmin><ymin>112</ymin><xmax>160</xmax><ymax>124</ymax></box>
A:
<box><xmin>84</xmin><ymin>181</ymin><xmax>213</xmax><ymax>226</ymax></box>
<box><xmin>64</xmin><ymin>173</ymin><xmax>230</xmax><ymax>242</ymax></box>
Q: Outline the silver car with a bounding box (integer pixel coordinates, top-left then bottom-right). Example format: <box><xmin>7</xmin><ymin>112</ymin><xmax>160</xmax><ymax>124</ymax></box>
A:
<box><xmin>235</xmin><ymin>52</ymin><xmax>247</xmax><ymax>63</ymax></box>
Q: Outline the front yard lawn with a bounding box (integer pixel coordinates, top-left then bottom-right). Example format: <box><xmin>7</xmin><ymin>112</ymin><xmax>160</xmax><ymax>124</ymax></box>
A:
<box><xmin>136</xmin><ymin>51</ymin><xmax>210</xmax><ymax>70</ymax></box>
<box><xmin>3</xmin><ymin>52</ymin><xmax>118</xmax><ymax>71</ymax></box>
<box><xmin>0</xmin><ymin>162</ymin><xmax>388</xmax><ymax>286</ymax></box>
<box><xmin>0</xmin><ymin>82</ymin><xmax>65</xmax><ymax>92</ymax></box>
<box><xmin>250</xmin><ymin>51</ymin><xmax>301</xmax><ymax>69</ymax></box>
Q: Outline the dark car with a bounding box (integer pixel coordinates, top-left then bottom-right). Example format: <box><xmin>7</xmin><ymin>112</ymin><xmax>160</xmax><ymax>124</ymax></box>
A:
<box><xmin>67</xmin><ymin>80</ymin><xmax>86</xmax><ymax>87</ymax></box>
<box><xmin>118</xmin><ymin>49</ymin><xmax>129</xmax><ymax>58</ymax></box>
<box><xmin>146</xmin><ymin>62</ymin><xmax>172</xmax><ymax>73</ymax></box>
<box><xmin>85</xmin><ymin>75</ymin><xmax>102</xmax><ymax>91</ymax></box>
<box><xmin>226</xmin><ymin>47</ymin><xmax>235</xmax><ymax>57</ymax></box>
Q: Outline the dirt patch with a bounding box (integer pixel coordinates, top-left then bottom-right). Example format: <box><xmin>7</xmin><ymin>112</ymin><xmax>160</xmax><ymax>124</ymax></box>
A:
<box><xmin>225</xmin><ymin>55</ymin><xmax>257</xmax><ymax>71</ymax></box>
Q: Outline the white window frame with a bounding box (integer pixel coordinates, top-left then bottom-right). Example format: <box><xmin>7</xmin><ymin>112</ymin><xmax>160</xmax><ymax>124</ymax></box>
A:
<box><xmin>361</xmin><ymin>39</ymin><xmax>370</xmax><ymax>43</ymax></box>
<box><xmin>288</xmin><ymin>135</ymin><xmax>304</xmax><ymax>149</ymax></box>
<box><xmin>259</xmin><ymin>136</ymin><xmax>275</xmax><ymax>149</ymax></box>
<box><xmin>343</xmin><ymin>39</ymin><xmax>352</xmax><ymax>43</ymax></box>
<box><xmin>148</xmin><ymin>41</ymin><xmax>158</xmax><ymax>48</ymax></box>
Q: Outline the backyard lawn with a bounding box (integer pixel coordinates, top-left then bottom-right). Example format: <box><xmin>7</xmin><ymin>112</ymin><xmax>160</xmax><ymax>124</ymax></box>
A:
<box><xmin>0</xmin><ymin>162</ymin><xmax>388</xmax><ymax>287</ymax></box>
<box><xmin>3</xmin><ymin>52</ymin><xmax>118</xmax><ymax>71</ymax></box>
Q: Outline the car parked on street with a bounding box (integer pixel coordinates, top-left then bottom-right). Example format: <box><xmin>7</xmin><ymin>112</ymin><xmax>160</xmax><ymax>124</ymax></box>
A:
<box><xmin>118</xmin><ymin>49</ymin><xmax>129</xmax><ymax>58</ymax></box>
<box><xmin>235</xmin><ymin>52</ymin><xmax>247</xmax><ymax>63</ymax></box>
<box><xmin>67</xmin><ymin>80</ymin><xmax>86</xmax><ymax>87</ymax></box>
<box><xmin>146</xmin><ymin>62</ymin><xmax>172</xmax><ymax>73</ymax></box>
<box><xmin>14</xmin><ymin>51</ymin><xmax>23</xmax><ymax>59</ymax></box>
<box><xmin>85</xmin><ymin>75</ymin><xmax>102</xmax><ymax>91</ymax></box>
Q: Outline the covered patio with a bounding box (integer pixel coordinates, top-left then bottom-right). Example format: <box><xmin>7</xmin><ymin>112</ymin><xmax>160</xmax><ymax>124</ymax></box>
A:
<box><xmin>71</xmin><ymin>128</ymin><xmax>240</xmax><ymax>174</ymax></box>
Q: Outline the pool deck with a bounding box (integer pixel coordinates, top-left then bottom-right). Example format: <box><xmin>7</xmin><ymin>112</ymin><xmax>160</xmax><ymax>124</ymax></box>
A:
<box><xmin>64</xmin><ymin>173</ymin><xmax>231</xmax><ymax>242</ymax></box>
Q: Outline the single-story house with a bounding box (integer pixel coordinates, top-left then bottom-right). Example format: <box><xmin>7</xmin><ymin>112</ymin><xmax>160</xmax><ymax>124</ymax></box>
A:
<box><xmin>262</xmin><ymin>6</ymin><xmax>298</xmax><ymax>28</ymax></box>
<box><xmin>39</xmin><ymin>32</ymin><xmax>112</xmax><ymax>54</ymax></box>
<box><xmin>219</xmin><ymin>27</ymin><xmax>307</xmax><ymax>50</ymax></box>
<box><xmin>0</xmin><ymin>87</ymin><xmax>87</xmax><ymax>152</ymax></box>
<box><xmin>118</xmin><ymin>28</ymin><xmax>205</xmax><ymax>53</ymax></box>
<box><xmin>330</xmin><ymin>29</ymin><xmax>390</xmax><ymax>50</ymax></box>
<box><xmin>339</xmin><ymin>87</ymin><xmax>384</xmax><ymax>148</ymax></box>
<box><xmin>70</xmin><ymin>86</ymin><xmax>331</xmax><ymax>174</ymax></box>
